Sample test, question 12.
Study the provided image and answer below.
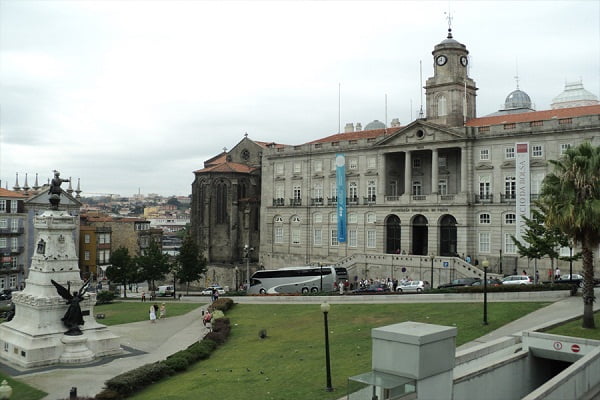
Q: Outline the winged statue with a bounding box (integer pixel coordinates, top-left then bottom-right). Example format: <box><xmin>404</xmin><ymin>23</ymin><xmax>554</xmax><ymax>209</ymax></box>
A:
<box><xmin>51</xmin><ymin>278</ymin><xmax>90</xmax><ymax>335</ymax></box>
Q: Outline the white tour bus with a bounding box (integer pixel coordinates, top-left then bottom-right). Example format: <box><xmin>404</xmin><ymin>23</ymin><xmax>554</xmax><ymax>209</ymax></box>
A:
<box><xmin>248</xmin><ymin>266</ymin><xmax>346</xmax><ymax>294</ymax></box>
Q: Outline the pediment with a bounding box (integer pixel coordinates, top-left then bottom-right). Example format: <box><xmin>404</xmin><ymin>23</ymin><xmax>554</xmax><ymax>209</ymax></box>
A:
<box><xmin>475</xmin><ymin>163</ymin><xmax>494</xmax><ymax>170</ymax></box>
<box><xmin>26</xmin><ymin>189</ymin><xmax>82</xmax><ymax>207</ymax></box>
<box><xmin>375</xmin><ymin>120</ymin><xmax>465</xmax><ymax>147</ymax></box>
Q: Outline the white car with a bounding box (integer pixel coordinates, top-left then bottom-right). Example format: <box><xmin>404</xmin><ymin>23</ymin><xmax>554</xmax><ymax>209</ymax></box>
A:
<box><xmin>201</xmin><ymin>286</ymin><xmax>225</xmax><ymax>295</ymax></box>
<box><xmin>396</xmin><ymin>280</ymin><xmax>430</xmax><ymax>293</ymax></box>
<box><xmin>501</xmin><ymin>275</ymin><xmax>533</xmax><ymax>285</ymax></box>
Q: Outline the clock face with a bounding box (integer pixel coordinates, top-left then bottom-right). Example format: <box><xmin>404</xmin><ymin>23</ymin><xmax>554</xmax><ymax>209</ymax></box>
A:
<box><xmin>460</xmin><ymin>56</ymin><xmax>468</xmax><ymax>66</ymax></box>
<box><xmin>436</xmin><ymin>55</ymin><xmax>447</xmax><ymax>66</ymax></box>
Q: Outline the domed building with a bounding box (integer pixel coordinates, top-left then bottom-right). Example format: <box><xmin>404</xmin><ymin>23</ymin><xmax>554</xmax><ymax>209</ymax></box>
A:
<box><xmin>486</xmin><ymin>87</ymin><xmax>536</xmax><ymax>116</ymax></box>
<box><xmin>551</xmin><ymin>80</ymin><xmax>599</xmax><ymax>109</ymax></box>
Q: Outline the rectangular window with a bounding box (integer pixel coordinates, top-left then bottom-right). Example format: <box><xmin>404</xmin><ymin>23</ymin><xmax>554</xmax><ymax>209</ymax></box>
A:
<box><xmin>348</xmin><ymin>213</ymin><xmax>358</xmax><ymax>224</ymax></box>
<box><xmin>313</xmin><ymin>229</ymin><xmax>322</xmax><ymax>246</ymax></box>
<box><xmin>367</xmin><ymin>180</ymin><xmax>376</xmax><ymax>201</ymax></box>
<box><xmin>11</xmin><ymin>238</ymin><xmax>18</xmax><ymax>251</ymax></box>
<box><xmin>84</xmin><ymin>251</ymin><xmax>90</xmax><ymax>261</ymax></box>
<box><xmin>479</xmin><ymin>214</ymin><xmax>491</xmax><ymax>224</ymax></box>
<box><xmin>438</xmin><ymin>157</ymin><xmax>447</xmax><ymax>168</ymax></box>
<box><xmin>480</xmin><ymin>148</ymin><xmax>490</xmax><ymax>161</ymax></box>
<box><xmin>531</xmin><ymin>173</ymin><xmax>545</xmax><ymax>195</ymax></box>
<box><xmin>505</xmin><ymin>176</ymin><xmax>516</xmax><ymax>197</ymax></box>
<box><xmin>330</xmin><ymin>230</ymin><xmax>338</xmax><ymax>246</ymax></box>
<box><xmin>531</xmin><ymin>145</ymin><xmax>543</xmax><ymax>157</ymax></box>
<box><xmin>0</xmin><ymin>219</ymin><xmax>7</xmax><ymax>229</ymax></box>
<box><xmin>413</xmin><ymin>158</ymin><xmax>421</xmax><ymax>168</ymax></box>
<box><xmin>0</xmin><ymin>201</ymin><xmax>5</xmax><ymax>213</ymax></box>
<box><xmin>560</xmin><ymin>143</ymin><xmax>572</xmax><ymax>155</ymax></box>
<box><xmin>10</xmin><ymin>201</ymin><xmax>17</xmax><ymax>214</ymax></box>
<box><xmin>348</xmin><ymin>158</ymin><xmax>358</xmax><ymax>170</ymax></box>
<box><xmin>314</xmin><ymin>213</ymin><xmax>322</xmax><ymax>224</ymax></box>
<box><xmin>274</xmin><ymin>227</ymin><xmax>283</xmax><ymax>244</ymax></box>
<box><xmin>504</xmin><ymin>213</ymin><xmax>516</xmax><ymax>225</ymax></box>
<box><xmin>505</xmin><ymin>147</ymin><xmax>515</xmax><ymax>159</ymax></box>
<box><xmin>330</xmin><ymin>213</ymin><xmax>337</xmax><ymax>224</ymax></box>
<box><xmin>293</xmin><ymin>162</ymin><xmax>301</xmax><ymax>174</ymax></box>
<box><xmin>438</xmin><ymin>179</ymin><xmax>448</xmax><ymax>195</ymax></box>
<box><xmin>348</xmin><ymin>229</ymin><xmax>357</xmax><ymax>247</ymax></box>
<box><xmin>291</xmin><ymin>228</ymin><xmax>301</xmax><ymax>245</ymax></box>
<box><xmin>412</xmin><ymin>180</ymin><xmax>422</xmax><ymax>196</ymax></box>
<box><xmin>293</xmin><ymin>185</ymin><xmax>301</xmax><ymax>200</ymax></box>
<box><xmin>504</xmin><ymin>233</ymin><xmax>516</xmax><ymax>254</ymax></box>
<box><xmin>367</xmin><ymin>230</ymin><xmax>376</xmax><ymax>248</ymax></box>
<box><xmin>348</xmin><ymin>181</ymin><xmax>358</xmax><ymax>200</ymax></box>
<box><xmin>479</xmin><ymin>232</ymin><xmax>490</xmax><ymax>253</ymax></box>
<box><xmin>275</xmin><ymin>162</ymin><xmax>284</xmax><ymax>175</ymax></box>
<box><xmin>313</xmin><ymin>183</ymin><xmax>323</xmax><ymax>200</ymax></box>
<box><xmin>479</xmin><ymin>175</ymin><xmax>491</xmax><ymax>197</ymax></box>
<box><xmin>84</xmin><ymin>234</ymin><xmax>90</xmax><ymax>244</ymax></box>
<box><xmin>367</xmin><ymin>157</ymin><xmax>377</xmax><ymax>169</ymax></box>
<box><xmin>275</xmin><ymin>185</ymin><xmax>284</xmax><ymax>200</ymax></box>
<box><xmin>0</xmin><ymin>238</ymin><xmax>6</xmax><ymax>248</ymax></box>
<box><xmin>11</xmin><ymin>219</ymin><xmax>18</xmax><ymax>232</ymax></box>
<box><xmin>314</xmin><ymin>160</ymin><xmax>323</xmax><ymax>172</ymax></box>
<box><xmin>331</xmin><ymin>159</ymin><xmax>337</xmax><ymax>171</ymax></box>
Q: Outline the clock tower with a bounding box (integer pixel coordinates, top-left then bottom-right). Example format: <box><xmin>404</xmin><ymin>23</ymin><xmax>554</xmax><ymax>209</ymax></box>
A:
<box><xmin>425</xmin><ymin>28</ymin><xmax>477</xmax><ymax>127</ymax></box>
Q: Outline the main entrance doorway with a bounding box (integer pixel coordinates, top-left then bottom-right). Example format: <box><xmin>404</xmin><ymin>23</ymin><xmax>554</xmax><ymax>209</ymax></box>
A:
<box><xmin>385</xmin><ymin>215</ymin><xmax>401</xmax><ymax>253</ymax></box>
<box><xmin>411</xmin><ymin>214</ymin><xmax>428</xmax><ymax>255</ymax></box>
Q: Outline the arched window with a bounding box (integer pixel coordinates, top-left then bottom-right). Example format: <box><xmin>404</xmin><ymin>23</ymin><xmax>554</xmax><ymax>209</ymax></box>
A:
<box><xmin>216</xmin><ymin>182</ymin><xmax>228</xmax><ymax>224</ymax></box>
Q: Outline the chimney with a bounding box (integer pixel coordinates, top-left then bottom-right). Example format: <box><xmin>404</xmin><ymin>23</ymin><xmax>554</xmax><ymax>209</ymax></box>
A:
<box><xmin>344</xmin><ymin>123</ymin><xmax>355</xmax><ymax>133</ymax></box>
<box><xmin>355</xmin><ymin>122</ymin><xmax>362</xmax><ymax>131</ymax></box>
<box><xmin>391</xmin><ymin>118</ymin><xmax>401</xmax><ymax>127</ymax></box>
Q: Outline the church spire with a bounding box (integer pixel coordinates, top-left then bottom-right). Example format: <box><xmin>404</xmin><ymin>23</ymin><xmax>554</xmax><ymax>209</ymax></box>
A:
<box><xmin>13</xmin><ymin>173</ymin><xmax>20</xmax><ymax>191</ymax></box>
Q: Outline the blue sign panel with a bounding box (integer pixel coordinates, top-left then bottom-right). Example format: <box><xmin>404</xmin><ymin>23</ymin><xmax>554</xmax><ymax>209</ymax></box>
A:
<box><xmin>336</xmin><ymin>154</ymin><xmax>347</xmax><ymax>243</ymax></box>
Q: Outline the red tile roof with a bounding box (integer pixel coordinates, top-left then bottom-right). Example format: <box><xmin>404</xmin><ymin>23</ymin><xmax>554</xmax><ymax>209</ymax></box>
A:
<box><xmin>194</xmin><ymin>161</ymin><xmax>257</xmax><ymax>174</ymax></box>
<box><xmin>255</xmin><ymin>140</ymin><xmax>286</xmax><ymax>149</ymax></box>
<box><xmin>466</xmin><ymin>104</ymin><xmax>600</xmax><ymax>127</ymax></box>
<box><xmin>307</xmin><ymin>127</ymin><xmax>400</xmax><ymax>145</ymax></box>
<box><xmin>0</xmin><ymin>188</ymin><xmax>27</xmax><ymax>198</ymax></box>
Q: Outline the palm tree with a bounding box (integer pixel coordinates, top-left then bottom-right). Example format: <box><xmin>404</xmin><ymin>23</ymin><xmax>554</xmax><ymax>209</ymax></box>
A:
<box><xmin>540</xmin><ymin>142</ymin><xmax>600</xmax><ymax>328</ymax></box>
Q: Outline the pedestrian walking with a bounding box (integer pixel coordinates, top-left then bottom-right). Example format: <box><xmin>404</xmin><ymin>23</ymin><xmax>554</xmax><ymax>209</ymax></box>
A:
<box><xmin>141</xmin><ymin>291</ymin><xmax>146</xmax><ymax>302</ymax></box>
<box><xmin>555</xmin><ymin>267</ymin><xmax>561</xmax><ymax>280</ymax></box>
<box><xmin>149</xmin><ymin>304</ymin><xmax>157</xmax><ymax>323</ymax></box>
<box><xmin>159</xmin><ymin>303</ymin><xmax>166</xmax><ymax>319</ymax></box>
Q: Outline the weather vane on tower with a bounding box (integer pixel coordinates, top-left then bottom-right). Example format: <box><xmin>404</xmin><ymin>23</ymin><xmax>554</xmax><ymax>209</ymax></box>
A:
<box><xmin>444</xmin><ymin>10</ymin><xmax>453</xmax><ymax>38</ymax></box>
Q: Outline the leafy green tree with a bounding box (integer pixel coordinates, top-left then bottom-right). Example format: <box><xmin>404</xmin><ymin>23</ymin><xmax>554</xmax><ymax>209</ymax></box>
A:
<box><xmin>175</xmin><ymin>233</ymin><xmax>207</xmax><ymax>294</ymax></box>
<box><xmin>511</xmin><ymin>204</ymin><xmax>571</xmax><ymax>282</ymax></box>
<box><xmin>136</xmin><ymin>238</ymin><xmax>171</xmax><ymax>292</ymax></box>
<box><xmin>167</xmin><ymin>197</ymin><xmax>181</xmax><ymax>207</ymax></box>
<box><xmin>107</xmin><ymin>247</ymin><xmax>134</xmax><ymax>298</ymax></box>
<box><xmin>540</xmin><ymin>142</ymin><xmax>600</xmax><ymax>329</ymax></box>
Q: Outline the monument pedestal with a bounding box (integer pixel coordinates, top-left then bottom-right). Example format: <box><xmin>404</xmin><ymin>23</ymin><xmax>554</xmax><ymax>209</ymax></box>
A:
<box><xmin>60</xmin><ymin>335</ymin><xmax>94</xmax><ymax>364</ymax></box>
<box><xmin>0</xmin><ymin>209</ymin><xmax>121</xmax><ymax>369</ymax></box>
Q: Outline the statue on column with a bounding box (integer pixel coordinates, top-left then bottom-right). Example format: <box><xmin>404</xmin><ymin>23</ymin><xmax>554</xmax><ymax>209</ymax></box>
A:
<box><xmin>48</xmin><ymin>170</ymin><xmax>70</xmax><ymax>210</ymax></box>
<box><xmin>51</xmin><ymin>279</ymin><xmax>90</xmax><ymax>335</ymax></box>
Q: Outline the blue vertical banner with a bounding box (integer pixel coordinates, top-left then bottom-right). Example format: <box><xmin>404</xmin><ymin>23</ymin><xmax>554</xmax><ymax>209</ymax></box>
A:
<box><xmin>336</xmin><ymin>154</ymin><xmax>347</xmax><ymax>243</ymax></box>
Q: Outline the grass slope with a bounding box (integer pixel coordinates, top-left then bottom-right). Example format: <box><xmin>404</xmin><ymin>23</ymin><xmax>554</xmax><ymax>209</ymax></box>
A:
<box><xmin>94</xmin><ymin>301</ymin><xmax>202</xmax><ymax>325</ymax></box>
<box><xmin>130</xmin><ymin>302</ymin><xmax>549</xmax><ymax>400</ymax></box>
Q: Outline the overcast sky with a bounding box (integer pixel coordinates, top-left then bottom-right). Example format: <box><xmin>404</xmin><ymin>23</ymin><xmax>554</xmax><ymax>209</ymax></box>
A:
<box><xmin>1</xmin><ymin>1</ymin><xmax>598</xmax><ymax>197</ymax></box>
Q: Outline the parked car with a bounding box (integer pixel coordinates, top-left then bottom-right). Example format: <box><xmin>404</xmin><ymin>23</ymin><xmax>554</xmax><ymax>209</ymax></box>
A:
<box><xmin>201</xmin><ymin>285</ymin><xmax>225</xmax><ymax>295</ymax></box>
<box><xmin>437</xmin><ymin>278</ymin><xmax>481</xmax><ymax>289</ymax></box>
<box><xmin>502</xmin><ymin>275</ymin><xmax>533</xmax><ymax>285</ymax></box>
<box><xmin>396</xmin><ymin>280</ymin><xmax>430</xmax><ymax>293</ymax></box>
<box><xmin>471</xmin><ymin>278</ymin><xmax>503</xmax><ymax>287</ymax></box>
<box><xmin>0</xmin><ymin>290</ymin><xmax>13</xmax><ymax>301</ymax></box>
<box><xmin>352</xmin><ymin>283</ymin><xmax>390</xmax><ymax>294</ymax></box>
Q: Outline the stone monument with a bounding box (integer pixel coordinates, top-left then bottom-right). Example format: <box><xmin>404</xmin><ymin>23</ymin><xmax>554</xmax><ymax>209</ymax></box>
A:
<box><xmin>0</xmin><ymin>171</ymin><xmax>121</xmax><ymax>368</ymax></box>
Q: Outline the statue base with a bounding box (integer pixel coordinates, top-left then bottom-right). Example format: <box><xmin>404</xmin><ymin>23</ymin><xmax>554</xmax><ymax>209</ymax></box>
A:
<box><xmin>59</xmin><ymin>335</ymin><xmax>94</xmax><ymax>364</ymax></box>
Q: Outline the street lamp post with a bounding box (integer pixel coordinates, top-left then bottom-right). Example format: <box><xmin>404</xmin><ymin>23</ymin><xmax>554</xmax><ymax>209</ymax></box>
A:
<box><xmin>569</xmin><ymin>246</ymin><xmax>573</xmax><ymax>280</ymax></box>
<box><xmin>321</xmin><ymin>302</ymin><xmax>333</xmax><ymax>392</ymax></box>
<box><xmin>482</xmin><ymin>259</ymin><xmax>489</xmax><ymax>325</ymax></box>
<box><xmin>430</xmin><ymin>255</ymin><xmax>435</xmax><ymax>288</ymax></box>
<box><xmin>244</xmin><ymin>245</ymin><xmax>254</xmax><ymax>291</ymax></box>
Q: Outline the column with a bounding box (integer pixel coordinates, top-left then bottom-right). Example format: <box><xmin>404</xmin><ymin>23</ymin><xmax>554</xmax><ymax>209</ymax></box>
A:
<box><xmin>431</xmin><ymin>148</ymin><xmax>439</xmax><ymax>194</ymax></box>
<box><xmin>404</xmin><ymin>151</ymin><xmax>412</xmax><ymax>196</ymax></box>
<box><xmin>460</xmin><ymin>147</ymin><xmax>468</xmax><ymax>193</ymax></box>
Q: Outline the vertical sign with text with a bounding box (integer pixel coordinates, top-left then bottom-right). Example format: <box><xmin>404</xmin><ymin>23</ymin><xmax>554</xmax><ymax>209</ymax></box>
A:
<box><xmin>515</xmin><ymin>142</ymin><xmax>530</xmax><ymax>246</ymax></box>
<box><xmin>336</xmin><ymin>154</ymin><xmax>347</xmax><ymax>243</ymax></box>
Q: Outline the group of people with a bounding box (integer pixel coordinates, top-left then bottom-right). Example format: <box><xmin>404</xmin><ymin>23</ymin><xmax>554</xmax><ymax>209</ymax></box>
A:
<box><xmin>149</xmin><ymin>302</ymin><xmax>167</xmax><ymax>323</ymax></box>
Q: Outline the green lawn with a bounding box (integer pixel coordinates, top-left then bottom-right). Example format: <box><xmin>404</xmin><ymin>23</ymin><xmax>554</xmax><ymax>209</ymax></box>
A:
<box><xmin>0</xmin><ymin>374</ymin><xmax>46</xmax><ymax>400</ymax></box>
<box><xmin>94</xmin><ymin>301</ymin><xmax>203</xmax><ymax>325</ymax></box>
<box><xmin>130</xmin><ymin>302</ymin><xmax>550</xmax><ymax>400</ymax></box>
<box><xmin>545</xmin><ymin>311</ymin><xmax>600</xmax><ymax>340</ymax></box>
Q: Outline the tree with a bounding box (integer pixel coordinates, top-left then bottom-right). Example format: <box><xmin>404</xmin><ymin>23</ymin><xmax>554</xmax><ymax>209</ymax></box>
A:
<box><xmin>136</xmin><ymin>238</ymin><xmax>171</xmax><ymax>292</ymax></box>
<box><xmin>176</xmin><ymin>233</ymin><xmax>207</xmax><ymax>294</ymax></box>
<box><xmin>107</xmin><ymin>247</ymin><xmax>134</xmax><ymax>298</ymax></box>
<box><xmin>540</xmin><ymin>141</ymin><xmax>600</xmax><ymax>329</ymax></box>
<box><xmin>511</xmin><ymin>204</ymin><xmax>571</xmax><ymax>282</ymax></box>
<box><xmin>167</xmin><ymin>197</ymin><xmax>181</xmax><ymax>207</ymax></box>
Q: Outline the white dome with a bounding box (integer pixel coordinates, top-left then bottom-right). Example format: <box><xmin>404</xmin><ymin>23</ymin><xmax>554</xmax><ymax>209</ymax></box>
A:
<box><xmin>551</xmin><ymin>81</ymin><xmax>599</xmax><ymax>109</ymax></box>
